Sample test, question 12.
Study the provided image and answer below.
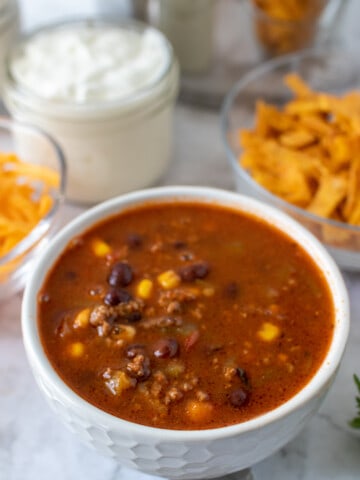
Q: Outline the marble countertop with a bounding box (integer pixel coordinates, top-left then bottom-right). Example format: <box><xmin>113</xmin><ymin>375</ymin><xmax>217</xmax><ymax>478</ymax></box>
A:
<box><xmin>1</xmin><ymin>1</ymin><xmax>360</xmax><ymax>479</ymax></box>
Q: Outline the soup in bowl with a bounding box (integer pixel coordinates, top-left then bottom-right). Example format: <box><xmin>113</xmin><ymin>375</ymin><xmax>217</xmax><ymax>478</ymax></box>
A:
<box><xmin>21</xmin><ymin>186</ymin><xmax>349</xmax><ymax>479</ymax></box>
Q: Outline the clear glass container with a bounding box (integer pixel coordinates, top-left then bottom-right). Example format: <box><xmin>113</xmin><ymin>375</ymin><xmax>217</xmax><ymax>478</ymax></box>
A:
<box><xmin>221</xmin><ymin>46</ymin><xmax>360</xmax><ymax>271</ymax></box>
<box><xmin>247</xmin><ymin>0</ymin><xmax>348</xmax><ymax>58</ymax></box>
<box><xmin>0</xmin><ymin>116</ymin><xmax>66</xmax><ymax>301</ymax></box>
<box><xmin>4</xmin><ymin>18</ymin><xmax>179</xmax><ymax>205</ymax></box>
<box><xmin>0</xmin><ymin>0</ymin><xmax>19</xmax><ymax>93</ymax></box>
<box><xmin>157</xmin><ymin>0</ymin><xmax>215</xmax><ymax>74</ymax></box>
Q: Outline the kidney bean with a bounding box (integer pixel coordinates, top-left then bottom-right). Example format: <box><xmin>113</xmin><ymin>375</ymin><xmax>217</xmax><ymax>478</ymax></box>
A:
<box><xmin>153</xmin><ymin>338</ymin><xmax>179</xmax><ymax>359</ymax></box>
<box><xmin>229</xmin><ymin>388</ymin><xmax>249</xmax><ymax>408</ymax></box>
<box><xmin>178</xmin><ymin>262</ymin><xmax>210</xmax><ymax>282</ymax></box>
<box><xmin>104</xmin><ymin>288</ymin><xmax>132</xmax><ymax>306</ymax></box>
<box><xmin>108</xmin><ymin>262</ymin><xmax>133</xmax><ymax>287</ymax></box>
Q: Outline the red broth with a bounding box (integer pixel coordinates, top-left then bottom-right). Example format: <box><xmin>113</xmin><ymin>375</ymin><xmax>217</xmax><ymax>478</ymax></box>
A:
<box><xmin>38</xmin><ymin>202</ymin><xmax>334</xmax><ymax>430</ymax></box>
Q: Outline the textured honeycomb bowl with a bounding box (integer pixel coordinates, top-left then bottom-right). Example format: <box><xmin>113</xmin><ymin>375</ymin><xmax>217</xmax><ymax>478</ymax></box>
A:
<box><xmin>22</xmin><ymin>186</ymin><xmax>349</xmax><ymax>479</ymax></box>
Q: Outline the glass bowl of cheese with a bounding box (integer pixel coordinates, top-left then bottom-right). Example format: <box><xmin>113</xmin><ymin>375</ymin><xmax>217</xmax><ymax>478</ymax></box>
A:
<box><xmin>0</xmin><ymin>116</ymin><xmax>66</xmax><ymax>301</ymax></box>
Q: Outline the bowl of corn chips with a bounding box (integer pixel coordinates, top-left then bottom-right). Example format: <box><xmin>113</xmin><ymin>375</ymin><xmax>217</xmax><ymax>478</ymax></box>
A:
<box><xmin>221</xmin><ymin>46</ymin><xmax>360</xmax><ymax>270</ymax></box>
<box><xmin>0</xmin><ymin>116</ymin><xmax>66</xmax><ymax>300</ymax></box>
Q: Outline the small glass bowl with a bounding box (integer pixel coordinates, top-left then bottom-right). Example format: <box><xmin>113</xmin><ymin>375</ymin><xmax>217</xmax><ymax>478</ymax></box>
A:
<box><xmin>249</xmin><ymin>0</ymin><xmax>327</xmax><ymax>57</ymax></box>
<box><xmin>221</xmin><ymin>46</ymin><xmax>360</xmax><ymax>271</ymax></box>
<box><xmin>0</xmin><ymin>116</ymin><xmax>66</xmax><ymax>301</ymax></box>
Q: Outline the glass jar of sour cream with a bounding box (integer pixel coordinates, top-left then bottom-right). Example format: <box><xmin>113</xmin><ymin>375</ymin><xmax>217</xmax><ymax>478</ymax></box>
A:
<box><xmin>4</xmin><ymin>19</ymin><xmax>179</xmax><ymax>204</ymax></box>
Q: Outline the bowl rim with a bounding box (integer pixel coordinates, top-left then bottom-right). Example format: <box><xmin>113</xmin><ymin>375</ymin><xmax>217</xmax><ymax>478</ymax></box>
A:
<box><xmin>21</xmin><ymin>185</ymin><xmax>349</xmax><ymax>441</ymax></box>
<box><xmin>220</xmin><ymin>45</ymin><xmax>360</xmax><ymax>236</ymax></box>
<box><xmin>0</xmin><ymin>115</ymin><xmax>67</xmax><ymax>267</ymax></box>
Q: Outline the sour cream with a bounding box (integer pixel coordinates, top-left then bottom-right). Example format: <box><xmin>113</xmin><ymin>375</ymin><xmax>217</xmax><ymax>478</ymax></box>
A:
<box><xmin>10</xmin><ymin>24</ymin><xmax>170</xmax><ymax>103</ymax></box>
<box><xmin>4</xmin><ymin>20</ymin><xmax>179</xmax><ymax>204</ymax></box>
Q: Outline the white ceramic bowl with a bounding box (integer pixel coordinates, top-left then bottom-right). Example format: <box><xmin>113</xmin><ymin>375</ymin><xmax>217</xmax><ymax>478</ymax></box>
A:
<box><xmin>21</xmin><ymin>186</ymin><xmax>349</xmax><ymax>480</ymax></box>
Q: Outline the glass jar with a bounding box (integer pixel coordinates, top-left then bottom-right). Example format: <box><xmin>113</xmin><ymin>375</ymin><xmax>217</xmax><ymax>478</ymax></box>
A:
<box><xmin>0</xmin><ymin>0</ymin><xmax>19</xmax><ymax>92</ymax></box>
<box><xmin>248</xmin><ymin>0</ymin><xmax>347</xmax><ymax>57</ymax></box>
<box><xmin>4</xmin><ymin>19</ymin><xmax>179</xmax><ymax>205</ymax></box>
<box><xmin>158</xmin><ymin>0</ymin><xmax>215</xmax><ymax>74</ymax></box>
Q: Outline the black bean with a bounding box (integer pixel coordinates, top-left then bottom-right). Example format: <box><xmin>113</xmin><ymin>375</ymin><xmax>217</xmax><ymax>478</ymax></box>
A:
<box><xmin>153</xmin><ymin>338</ymin><xmax>179</xmax><ymax>359</ymax></box>
<box><xmin>104</xmin><ymin>288</ymin><xmax>132</xmax><ymax>306</ymax></box>
<box><xmin>236</xmin><ymin>367</ymin><xmax>249</xmax><ymax>386</ymax></box>
<box><xmin>127</xmin><ymin>233</ymin><xmax>143</xmax><ymax>249</ymax></box>
<box><xmin>193</xmin><ymin>262</ymin><xmax>209</xmax><ymax>279</ymax></box>
<box><xmin>108</xmin><ymin>261</ymin><xmax>133</xmax><ymax>287</ymax></box>
<box><xmin>178</xmin><ymin>265</ymin><xmax>195</xmax><ymax>281</ymax></box>
<box><xmin>125</xmin><ymin>344</ymin><xmax>147</xmax><ymax>359</ymax></box>
<box><xmin>127</xmin><ymin>311</ymin><xmax>142</xmax><ymax>323</ymax></box>
<box><xmin>224</xmin><ymin>281</ymin><xmax>239</xmax><ymax>298</ymax></box>
<box><xmin>178</xmin><ymin>261</ymin><xmax>210</xmax><ymax>282</ymax></box>
<box><xmin>229</xmin><ymin>388</ymin><xmax>249</xmax><ymax>408</ymax></box>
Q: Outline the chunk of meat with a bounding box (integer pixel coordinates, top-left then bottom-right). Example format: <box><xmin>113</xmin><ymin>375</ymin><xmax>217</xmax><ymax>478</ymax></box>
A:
<box><xmin>126</xmin><ymin>354</ymin><xmax>151</xmax><ymax>381</ymax></box>
<box><xmin>140</xmin><ymin>316</ymin><xmax>183</xmax><ymax>329</ymax></box>
<box><xmin>159</xmin><ymin>288</ymin><xmax>198</xmax><ymax>307</ymax></box>
<box><xmin>89</xmin><ymin>299</ymin><xmax>144</xmax><ymax>337</ymax></box>
<box><xmin>164</xmin><ymin>387</ymin><xmax>184</xmax><ymax>405</ymax></box>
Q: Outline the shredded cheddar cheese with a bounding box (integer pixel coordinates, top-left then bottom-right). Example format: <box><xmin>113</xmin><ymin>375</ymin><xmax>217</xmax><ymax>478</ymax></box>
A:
<box><xmin>0</xmin><ymin>152</ymin><xmax>59</xmax><ymax>278</ymax></box>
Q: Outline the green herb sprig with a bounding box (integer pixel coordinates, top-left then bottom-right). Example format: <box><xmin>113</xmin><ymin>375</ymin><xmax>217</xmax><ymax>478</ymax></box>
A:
<box><xmin>349</xmin><ymin>374</ymin><xmax>360</xmax><ymax>429</ymax></box>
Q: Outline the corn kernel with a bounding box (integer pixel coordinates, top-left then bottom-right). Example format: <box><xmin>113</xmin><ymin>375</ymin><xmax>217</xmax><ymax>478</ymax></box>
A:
<box><xmin>73</xmin><ymin>308</ymin><xmax>90</xmax><ymax>328</ymax></box>
<box><xmin>186</xmin><ymin>400</ymin><xmax>214</xmax><ymax>423</ymax></box>
<box><xmin>257</xmin><ymin>322</ymin><xmax>280</xmax><ymax>342</ymax></box>
<box><xmin>196</xmin><ymin>280</ymin><xmax>214</xmax><ymax>297</ymax></box>
<box><xmin>91</xmin><ymin>238</ymin><xmax>111</xmax><ymax>257</ymax></box>
<box><xmin>122</xmin><ymin>325</ymin><xmax>136</xmax><ymax>341</ymax></box>
<box><xmin>137</xmin><ymin>278</ymin><xmax>153</xmax><ymax>299</ymax></box>
<box><xmin>286</xmin><ymin>363</ymin><xmax>295</xmax><ymax>373</ymax></box>
<box><xmin>113</xmin><ymin>324</ymin><xmax>136</xmax><ymax>342</ymax></box>
<box><xmin>70</xmin><ymin>342</ymin><xmax>85</xmax><ymax>357</ymax></box>
<box><xmin>203</xmin><ymin>286</ymin><xmax>215</xmax><ymax>297</ymax></box>
<box><xmin>157</xmin><ymin>270</ymin><xmax>181</xmax><ymax>289</ymax></box>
